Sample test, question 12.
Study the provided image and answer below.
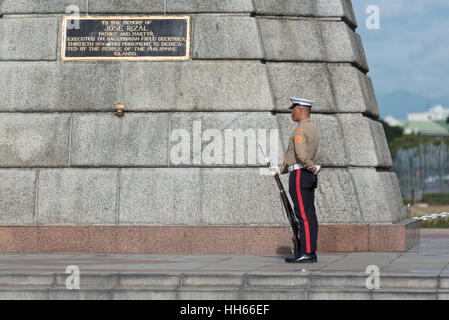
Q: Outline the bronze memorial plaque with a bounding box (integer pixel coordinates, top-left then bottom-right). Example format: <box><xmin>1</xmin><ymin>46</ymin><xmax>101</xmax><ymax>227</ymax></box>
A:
<box><xmin>61</xmin><ymin>16</ymin><xmax>190</xmax><ymax>61</ymax></box>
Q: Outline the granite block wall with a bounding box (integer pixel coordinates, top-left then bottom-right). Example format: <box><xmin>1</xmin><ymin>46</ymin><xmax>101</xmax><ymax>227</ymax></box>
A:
<box><xmin>0</xmin><ymin>0</ymin><xmax>406</xmax><ymax>230</ymax></box>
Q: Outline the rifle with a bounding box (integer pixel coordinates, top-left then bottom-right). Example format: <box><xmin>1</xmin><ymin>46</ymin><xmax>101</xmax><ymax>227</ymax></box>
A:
<box><xmin>257</xmin><ymin>141</ymin><xmax>300</xmax><ymax>256</ymax></box>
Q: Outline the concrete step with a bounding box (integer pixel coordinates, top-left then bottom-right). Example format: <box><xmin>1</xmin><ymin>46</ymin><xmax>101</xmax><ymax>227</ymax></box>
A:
<box><xmin>0</xmin><ymin>286</ymin><xmax>447</xmax><ymax>300</ymax></box>
<box><xmin>0</xmin><ymin>272</ymin><xmax>448</xmax><ymax>300</ymax></box>
<box><xmin>0</xmin><ymin>272</ymin><xmax>443</xmax><ymax>289</ymax></box>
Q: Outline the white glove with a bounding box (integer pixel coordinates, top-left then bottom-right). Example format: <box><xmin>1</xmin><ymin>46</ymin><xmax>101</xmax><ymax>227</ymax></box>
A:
<box><xmin>312</xmin><ymin>165</ymin><xmax>321</xmax><ymax>175</ymax></box>
<box><xmin>268</xmin><ymin>165</ymin><xmax>281</xmax><ymax>176</ymax></box>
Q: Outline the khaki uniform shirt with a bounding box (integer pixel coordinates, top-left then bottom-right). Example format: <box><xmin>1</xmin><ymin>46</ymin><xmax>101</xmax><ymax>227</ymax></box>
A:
<box><xmin>279</xmin><ymin>118</ymin><xmax>320</xmax><ymax>174</ymax></box>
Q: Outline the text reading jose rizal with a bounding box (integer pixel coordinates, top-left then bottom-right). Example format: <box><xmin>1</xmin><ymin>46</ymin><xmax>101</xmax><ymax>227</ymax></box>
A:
<box><xmin>62</xmin><ymin>16</ymin><xmax>190</xmax><ymax>61</ymax></box>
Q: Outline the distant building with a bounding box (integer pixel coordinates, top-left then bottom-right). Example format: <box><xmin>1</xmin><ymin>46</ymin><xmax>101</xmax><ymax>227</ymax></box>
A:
<box><xmin>402</xmin><ymin>120</ymin><xmax>449</xmax><ymax>136</ymax></box>
<box><xmin>407</xmin><ymin>105</ymin><xmax>449</xmax><ymax>121</ymax></box>
<box><xmin>384</xmin><ymin>105</ymin><xmax>449</xmax><ymax>137</ymax></box>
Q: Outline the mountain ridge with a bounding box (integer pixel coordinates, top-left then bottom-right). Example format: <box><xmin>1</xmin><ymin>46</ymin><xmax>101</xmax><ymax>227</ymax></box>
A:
<box><xmin>377</xmin><ymin>90</ymin><xmax>449</xmax><ymax>119</ymax></box>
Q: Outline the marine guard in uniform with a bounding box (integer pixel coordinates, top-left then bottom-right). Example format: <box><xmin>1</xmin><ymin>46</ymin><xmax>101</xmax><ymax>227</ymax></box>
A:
<box><xmin>270</xmin><ymin>97</ymin><xmax>321</xmax><ymax>263</ymax></box>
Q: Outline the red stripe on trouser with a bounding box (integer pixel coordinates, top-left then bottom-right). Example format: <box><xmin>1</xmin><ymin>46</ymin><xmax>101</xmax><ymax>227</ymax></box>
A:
<box><xmin>296</xmin><ymin>169</ymin><xmax>311</xmax><ymax>253</ymax></box>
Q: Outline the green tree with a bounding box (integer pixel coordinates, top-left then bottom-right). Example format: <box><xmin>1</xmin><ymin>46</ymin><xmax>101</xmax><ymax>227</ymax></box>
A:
<box><xmin>379</xmin><ymin>119</ymin><xmax>404</xmax><ymax>144</ymax></box>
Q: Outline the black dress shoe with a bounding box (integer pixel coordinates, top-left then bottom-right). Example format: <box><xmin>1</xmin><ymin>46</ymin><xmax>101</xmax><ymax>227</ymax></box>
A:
<box><xmin>284</xmin><ymin>253</ymin><xmax>317</xmax><ymax>263</ymax></box>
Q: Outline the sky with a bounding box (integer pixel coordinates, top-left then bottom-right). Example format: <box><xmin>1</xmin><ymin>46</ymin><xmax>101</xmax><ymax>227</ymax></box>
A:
<box><xmin>351</xmin><ymin>0</ymin><xmax>449</xmax><ymax>99</ymax></box>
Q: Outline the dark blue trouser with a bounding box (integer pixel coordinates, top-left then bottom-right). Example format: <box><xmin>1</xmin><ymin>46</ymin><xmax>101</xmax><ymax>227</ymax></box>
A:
<box><xmin>288</xmin><ymin>168</ymin><xmax>318</xmax><ymax>254</ymax></box>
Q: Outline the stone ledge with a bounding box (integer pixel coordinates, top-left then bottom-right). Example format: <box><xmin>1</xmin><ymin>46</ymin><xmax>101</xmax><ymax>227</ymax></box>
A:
<box><xmin>0</xmin><ymin>112</ymin><xmax>387</xmax><ymax>168</ymax></box>
<box><xmin>0</xmin><ymin>221</ymin><xmax>420</xmax><ymax>254</ymax></box>
<box><xmin>0</xmin><ymin>0</ymin><xmax>358</xmax><ymax>30</ymax></box>
<box><xmin>1</xmin><ymin>62</ymin><xmax>375</xmax><ymax>114</ymax></box>
<box><xmin>0</xmin><ymin>61</ymin><xmax>273</xmax><ymax>112</ymax></box>
<box><xmin>0</xmin><ymin>167</ymin><xmax>404</xmax><ymax>226</ymax></box>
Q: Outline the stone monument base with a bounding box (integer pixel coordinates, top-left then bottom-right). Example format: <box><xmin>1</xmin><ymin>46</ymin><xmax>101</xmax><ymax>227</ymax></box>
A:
<box><xmin>0</xmin><ymin>220</ymin><xmax>419</xmax><ymax>254</ymax></box>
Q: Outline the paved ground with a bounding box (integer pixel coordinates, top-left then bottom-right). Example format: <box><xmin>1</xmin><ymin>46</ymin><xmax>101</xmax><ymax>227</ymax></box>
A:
<box><xmin>0</xmin><ymin>229</ymin><xmax>448</xmax><ymax>300</ymax></box>
<box><xmin>0</xmin><ymin>229</ymin><xmax>447</xmax><ymax>276</ymax></box>
<box><xmin>409</xmin><ymin>204</ymin><xmax>449</xmax><ymax>216</ymax></box>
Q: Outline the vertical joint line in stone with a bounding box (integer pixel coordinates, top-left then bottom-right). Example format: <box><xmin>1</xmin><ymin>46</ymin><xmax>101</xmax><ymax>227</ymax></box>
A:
<box><xmin>335</xmin><ymin>114</ymin><xmax>352</xmax><ymax>165</ymax></box>
<box><xmin>68</xmin><ymin>114</ymin><xmax>73</xmax><ymax>167</ymax></box>
<box><xmin>335</xmin><ymin>115</ymin><xmax>350</xmax><ymax>165</ymax></box>
<box><xmin>51</xmin><ymin>273</ymin><xmax>57</xmax><ymax>288</ymax></box>
<box><xmin>116</xmin><ymin>168</ymin><xmax>121</xmax><ymax>225</ymax></box>
<box><xmin>367</xmin><ymin>117</ymin><xmax>380</xmax><ymax>166</ymax></box>
<box><xmin>56</xmin><ymin>16</ymin><xmax>61</xmax><ymax>62</ymax></box>
<box><xmin>180</xmin><ymin>273</ymin><xmax>184</xmax><ymax>289</ymax></box>
<box><xmin>164</xmin><ymin>0</ymin><xmax>167</xmax><ymax>15</ymax></box>
<box><xmin>312</xmin><ymin>0</ymin><xmax>319</xmax><ymax>16</ymax></box>
<box><xmin>249</xmin><ymin>0</ymin><xmax>256</xmax><ymax>16</ymax></box>
<box><xmin>314</xmin><ymin>15</ymin><xmax>329</xmax><ymax>72</ymax></box>
<box><xmin>120</xmin><ymin>63</ymin><xmax>125</xmax><ymax>104</ymax></box>
<box><xmin>275</xmin><ymin>115</ymin><xmax>287</xmax><ymax>155</ymax></box>
<box><xmin>348</xmin><ymin>32</ymin><xmax>362</xmax><ymax>74</ymax></box>
<box><xmin>253</xmin><ymin>11</ymin><xmax>266</xmax><ymax>63</ymax></box>
<box><xmin>115</xmin><ymin>274</ymin><xmax>120</xmax><ymax>288</ymax></box>
<box><xmin>199</xmin><ymin>168</ymin><xmax>204</xmax><ymax>224</ymax></box>
<box><xmin>265</xmin><ymin>67</ymin><xmax>277</xmax><ymax>114</ymax></box>
<box><xmin>324</xmin><ymin>63</ymin><xmax>339</xmax><ymax>113</ymax></box>
<box><xmin>191</xmin><ymin>15</ymin><xmax>196</xmax><ymax>59</ymax></box>
<box><xmin>347</xmin><ymin>168</ymin><xmax>365</xmax><ymax>224</ymax></box>
<box><xmin>315</xmin><ymin>13</ymin><xmax>340</xmax><ymax>114</ymax></box>
<box><xmin>167</xmin><ymin>112</ymin><xmax>172</xmax><ymax>167</ymax></box>
<box><xmin>34</xmin><ymin>169</ymin><xmax>40</xmax><ymax>226</ymax></box>
<box><xmin>251</xmin><ymin>5</ymin><xmax>277</xmax><ymax>113</ymax></box>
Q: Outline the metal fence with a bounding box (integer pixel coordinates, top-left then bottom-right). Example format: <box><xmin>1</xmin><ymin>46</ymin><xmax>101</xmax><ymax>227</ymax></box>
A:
<box><xmin>392</xmin><ymin>142</ymin><xmax>449</xmax><ymax>200</ymax></box>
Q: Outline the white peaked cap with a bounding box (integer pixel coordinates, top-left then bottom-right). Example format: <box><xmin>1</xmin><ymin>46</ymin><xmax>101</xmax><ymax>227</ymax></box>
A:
<box><xmin>289</xmin><ymin>97</ymin><xmax>315</xmax><ymax>109</ymax></box>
